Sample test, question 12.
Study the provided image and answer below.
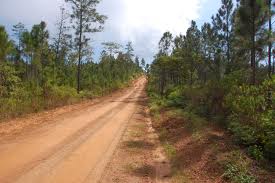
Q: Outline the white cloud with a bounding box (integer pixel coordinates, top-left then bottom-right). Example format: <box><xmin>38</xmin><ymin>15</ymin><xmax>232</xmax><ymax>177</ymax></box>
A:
<box><xmin>1</xmin><ymin>0</ymin><xmax>64</xmax><ymax>30</ymax></box>
<box><xmin>0</xmin><ymin>0</ymin><xmax>203</xmax><ymax>63</ymax></box>
<box><xmin>121</xmin><ymin>0</ymin><xmax>200</xmax><ymax>36</ymax></box>
<box><xmin>96</xmin><ymin>0</ymin><xmax>202</xmax><ymax>62</ymax></box>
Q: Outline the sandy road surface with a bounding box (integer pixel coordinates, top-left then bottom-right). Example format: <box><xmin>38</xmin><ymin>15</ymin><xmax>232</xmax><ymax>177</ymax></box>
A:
<box><xmin>0</xmin><ymin>78</ymin><xmax>146</xmax><ymax>183</ymax></box>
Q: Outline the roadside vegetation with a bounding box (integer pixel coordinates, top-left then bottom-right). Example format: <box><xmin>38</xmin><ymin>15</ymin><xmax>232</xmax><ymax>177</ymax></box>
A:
<box><xmin>147</xmin><ymin>0</ymin><xmax>275</xmax><ymax>182</ymax></box>
<box><xmin>0</xmin><ymin>0</ymin><xmax>145</xmax><ymax>120</ymax></box>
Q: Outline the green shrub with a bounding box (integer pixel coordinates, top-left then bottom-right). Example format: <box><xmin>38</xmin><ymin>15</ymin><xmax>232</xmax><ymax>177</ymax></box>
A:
<box><xmin>248</xmin><ymin>145</ymin><xmax>264</xmax><ymax>161</ymax></box>
<box><xmin>223</xmin><ymin>150</ymin><xmax>256</xmax><ymax>183</ymax></box>
<box><xmin>181</xmin><ymin>86</ymin><xmax>209</xmax><ymax>116</ymax></box>
<box><xmin>264</xmin><ymin>138</ymin><xmax>275</xmax><ymax>160</ymax></box>
<box><xmin>228</xmin><ymin>122</ymin><xmax>257</xmax><ymax>145</ymax></box>
<box><xmin>224</xmin><ymin>163</ymin><xmax>256</xmax><ymax>183</ymax></box>
<box><xmin>0</xmin><ymin>84</ymin><xmax>43</xmax><ymax>119</ymax></box>
<box><xmin>167</xmin><ymin>87</ymin><xmax>185</xmax><ymax>107</ymax></box>
<box><xmin>163</xmin><ymin>142</ymin><xmax>177</xmax><ymax>159</ymax></box>
<box><xmin>0</xmin><ymin>62</ymin><xmax>21</xmax><ymax>97</ymax></box>
<box><xmin>225</xmin><ymin>77</ymin><xmax>275</xmax><ymax>159</ymax></box>
<box><xmin>183</xmin><ymin>112</ymin><xmax>207</xmax><ymax>132</ymax></box>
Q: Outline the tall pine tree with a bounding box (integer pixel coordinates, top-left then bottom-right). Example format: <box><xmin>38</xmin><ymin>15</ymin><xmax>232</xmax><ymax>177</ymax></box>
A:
<box><xmin>65</xmin><ymin>0</ymin><xmax>107</xmax><ymax>93</ymax></box>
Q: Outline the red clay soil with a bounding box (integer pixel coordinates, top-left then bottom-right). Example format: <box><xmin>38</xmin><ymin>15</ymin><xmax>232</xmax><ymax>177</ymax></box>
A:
<box><xmin>0</xmin><ymin>78</ymin><xmax>155</xmax><ymax>183</ymax></box>
<box><xmin>152</xmin><ymin>109</ymin><xmax>275</xmax><ymax>183</ymax></box>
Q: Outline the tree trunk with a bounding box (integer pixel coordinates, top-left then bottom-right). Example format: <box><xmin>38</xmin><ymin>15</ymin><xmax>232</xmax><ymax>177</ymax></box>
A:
<box><xmin>251</xmin><ymin>1</ymin><xmax>256</xmax><ymax>85</ymax></box>
<box><xmin>226</xmin><ymin>7</ymin><xmax>230</xmax><ymax>65</ymax></box>
<box><xmin>77</xmin><ymin>9</ymin><xmax>83</xmax><ymax>94</ymax></box>
<box><xmin>268</xmin><ymin>0</ymin><xmax>272</xmax><ymax>79</ymax></box>
<box><xmin>267</xmin><ymin>0</ymin><xmax>272</xmax><ymax>108</ymax></box>
<box><xmin>273</xmin><ymin>58</ymin><xmax>275</xmax><ymax>74</ymax></box>
<box><xmin>190</xmin><ymin>71</ymin><xmax>193</xmax><ymax>86</ymax></box>
<box><xmin>54</xmin><ymin>19</ymin><xmax>63</xmax><ymax>85</ymax></box>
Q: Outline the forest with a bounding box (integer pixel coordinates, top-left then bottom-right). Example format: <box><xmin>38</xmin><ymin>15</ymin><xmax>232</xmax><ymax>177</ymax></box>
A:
<box><xmin>0</xmin><ymin>0</ymin><xmax>275</xmax><ymax>182</ymax></box>
<box><xmin>147</xmin><ymin>0</ymin><xmax>275</xmax><ymax>182</ymax></box>
<box><xmin>0</xmin><ymin>0</ymin><xmax>144</xmax><ymax>120</ymax></box>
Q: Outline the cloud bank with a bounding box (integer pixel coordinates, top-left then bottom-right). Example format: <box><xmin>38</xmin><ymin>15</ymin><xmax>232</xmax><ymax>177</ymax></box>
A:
<box><xmin>0</xmin><ymin>0</ymin><xmax>207</xmax><ymax>63</ymax></box>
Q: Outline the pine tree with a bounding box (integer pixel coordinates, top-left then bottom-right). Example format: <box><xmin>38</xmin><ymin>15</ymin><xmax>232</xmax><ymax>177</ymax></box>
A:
<box><xmin>53</xmin><ymin>6</ymin><xmax>71</xmax><ymax>84</ymax></box>
<box><xmin>141</xmin><ymin>58</ymin><xmax>146</xmax><ymax>69</ymax></box>
<box><xmin>102</xmin><ymin>42</ymin><xmax>122</xmax><ymax>56</ymax></box>
<box><xmin>65</xmin><ymin>0</ymin><xmax>107</xmax><ymax>93</ymax></box>
<box><xmin>125</xmin><ymin>42</ymin><xmax>134</xmax><ymax>60</ymax></box>
<box><xmin>0</xmin><ymin>26</ymin><xmax>13</xmax><ymax>63</ymax></box>
<box><xmin>135</xmin><ymin>56</ymin><xmax>140</xmax><ymax>68</ymax></box>
<box><xmin>184</xmin><ymin>21</ymin><xmax>201</xmax><ymax>85</ymax></box>
<box><xmin>12</xmin><ymin>22</ymin><xmax>26</xmax><ymax>64</ymax></box>
<box><xmin>236</xmin><ymin>0</ymin><xmax>269</xmax><ymax>84</ymax></box>
<box><xmin>212</xmin><ymin>0</ymin><xmax>234</xmax><ymax>70</ymax></box>
<box><xmin>158</xmin><ymin>31</ymin><xmax>173</xmax><ymax>56</ymax></box>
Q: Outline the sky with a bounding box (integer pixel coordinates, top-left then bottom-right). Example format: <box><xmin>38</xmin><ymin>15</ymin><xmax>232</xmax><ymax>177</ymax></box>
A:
<box><xmin>0</xmin><ymin>0</ymin><xmax>221</xmax><ymax>63</ymax></box>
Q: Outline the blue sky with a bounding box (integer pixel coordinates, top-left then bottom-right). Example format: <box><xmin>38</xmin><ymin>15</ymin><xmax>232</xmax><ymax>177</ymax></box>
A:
<box><xmin>0</xmin><ymin>0</ymin><xmax>221</xmax><ymax>63</ymax></box>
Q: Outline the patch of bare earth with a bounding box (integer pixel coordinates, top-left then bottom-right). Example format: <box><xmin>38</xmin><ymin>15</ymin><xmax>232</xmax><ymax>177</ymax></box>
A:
<box><xmin>152</xmin><ymin>109</ymin><xmax>275</xmax><ymax>183</ymax></box>
<box><xmin>100</xmin><ymin>93</ymin><xmax>171</xmax><ymax>183</ymax></box>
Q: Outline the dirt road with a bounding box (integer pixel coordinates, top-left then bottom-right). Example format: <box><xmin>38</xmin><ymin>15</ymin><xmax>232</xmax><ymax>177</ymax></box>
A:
<box><xmin>0</xmin><ymin>78</ymin><xmax>148</xmax><ymax>183</ymax></box>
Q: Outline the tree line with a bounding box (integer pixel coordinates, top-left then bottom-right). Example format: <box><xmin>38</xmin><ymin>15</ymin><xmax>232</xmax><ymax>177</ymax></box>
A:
<box><xmin>0</xmin><ymin>0</ymin><xmax>144</xmax><ymax>119</ymax></box>
<box><xmin>148</xmin><ymin>0</ymin><xmax>275</xmax><ymax>160</ymax></box>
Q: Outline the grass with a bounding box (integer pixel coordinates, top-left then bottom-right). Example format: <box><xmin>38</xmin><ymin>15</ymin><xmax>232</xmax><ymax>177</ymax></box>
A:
<box><xmin>171</xmin><ymin>171</ymin><xmax>190</xmax><ymax>183</ymax></box>
<box><xmin>124</xmin><ymin>163</ymin><xmax>136</xmax><ymax>173</ymax></box>
<box><xmin>218</xmin><ymin>150</ymin><xmax>256</xmax><ymax>183</ymax></box>
<box><xmin>133</xmin><ymin>122</ymin><xmax>146</xmax><ymax>130</ymax></box>
<box><xmin>124</xmin><ymin>140</ymin><xmax>154</xmax><ymax>149</ymax></box>
<box><xmin>124</xmin><ymin>163</ymin><xmax>155</xmax><ymax>177</ymax></box>
<box><xmin>163</xmin><ymin>142</ymin><xmax>177</xmax><ymax>159</ymax></box>
<box><xmin>129</xmin><ymin>130</ymin><xmax>143</xmax><ymax>138</ymax></box>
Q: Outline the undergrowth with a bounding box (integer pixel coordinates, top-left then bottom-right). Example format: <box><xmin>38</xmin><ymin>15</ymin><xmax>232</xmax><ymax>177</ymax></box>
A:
<box><xmin>147</xmin><ymin>83</ymin><xmax>274</xmax><ymax>182</ymax></box>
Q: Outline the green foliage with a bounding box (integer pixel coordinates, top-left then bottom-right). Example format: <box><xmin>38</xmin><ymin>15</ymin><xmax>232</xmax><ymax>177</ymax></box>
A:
<box><xmin>166</xmin><ymin>87</ymin><xmax>185</xmax><ymax>107</ymax></box>
<box><xmin>0</xmin><ymin>26</ymin><xmax>13</xmax><ymax>62</ymax></box>
<box><xmin>264</xmin><ymin>138</ymin><xmax>275</xmax><ymax>160</ymax></box>
<box><xmin>226</xmin><ymin>85</ymin><xmax>266</xmax><ymax>125</ymax></box>
<box><xmin>223</xmin><ymin>150</ymin><xmax>256</xmax><ymax>183</ymax></box>
<box><xmin>163</xmin><ymin>142</ymin><xmax>177</xmax><ymax>159</ymax></box>
<box><xmin>0</xmin><ymin>62</ymin><xmax>21</xmax><ymax>97</ymax></box>
<box><xmin>65</xmin><ymin>0</ymin><xmax>107</xmax><ymax>93</ymax></box>
<box><xmin>0</xmin><ymin>84</ymin><xmax>80</xmax><ymax>119</ymax></box>
<box><xmin>248</xmin><ymin>145</ymin><xmax>264</xmax><ymax>161</ymax></box>
<box><xmin>45</xmin><ymin>85</ymin><xmax>79</xmax><ymax>107</ymax></box>
<box><xmin>228</xmin><ymin>122</ymin><xmax>257</xmax><ymax>145</ymax></box>
<box><xmin>147</xmin><ymin>0</ymin><xmax>274</xmax><ymax>163</ymax></box>
<box><xmin>224</xmin><ymin>163</ymin><xmax>256</xmax><ymax>183</ymax></box>
<box><xmin>225</xmin><ymin>77</ymin><xmax>275</xmax><ymax>159</ymax></box>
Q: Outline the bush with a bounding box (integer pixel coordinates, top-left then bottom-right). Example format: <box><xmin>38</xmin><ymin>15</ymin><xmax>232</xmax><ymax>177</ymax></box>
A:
<box><xmin>166</xmin><ymin>87</ymin><xmax>185</xmax><ymax>107</ymax></box>
<box><xmin>224</xmin><ymin>163</ymin><xmax>256</xmax><ymax>183</ymax></box>
<box><xmin>46</xmin><ymin>85</ymin><xmax>80</xmax><ymax>107</ymax></box>
<box><xmin>223</xmin><ymin>150</ymin><xmax>256</xmax><ymax>183</ymax></box>
<box><xmin>225</xmin><ymin>77</ymin><xmax>275</xmax><ymax>159</ymax></box>
<box><xmin>181</xmin><ymin>86</ymin><xmax>209</xmax><ymax>116</ymax></box>
<box><xmin>0</xmin><ymin>83</ymin><xmax>82</xmax><ymax>120</ymax></box>
<box><xmin>0</xmin><ymin>62</ymin><xmax>21</xmax><ymax>97</ymax></box>
<box><xmin>264</xmin><ymin>138</ymin><xmax>275</xmax><ymax>160</ymax></box>
<box><xmin>228</xmin><ymin>122</ymin><xmax>257</xmax><ymax>145</ymax></box>
<box><xmin>248</xmin><ymin>145</ymin><xmax>264</xmax><ymax>161</ymax></box>
<box><xmin>0</xmin><ymin>84</ymin><xmax>43</xmax><ymax>119</ymax></box>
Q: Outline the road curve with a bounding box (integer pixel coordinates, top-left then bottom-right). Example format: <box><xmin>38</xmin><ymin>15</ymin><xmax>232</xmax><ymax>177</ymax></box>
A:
<box><xmin>0</xmin><ymin>78</ymin><xmax>146</xmax><ymax>183</ymax></box>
